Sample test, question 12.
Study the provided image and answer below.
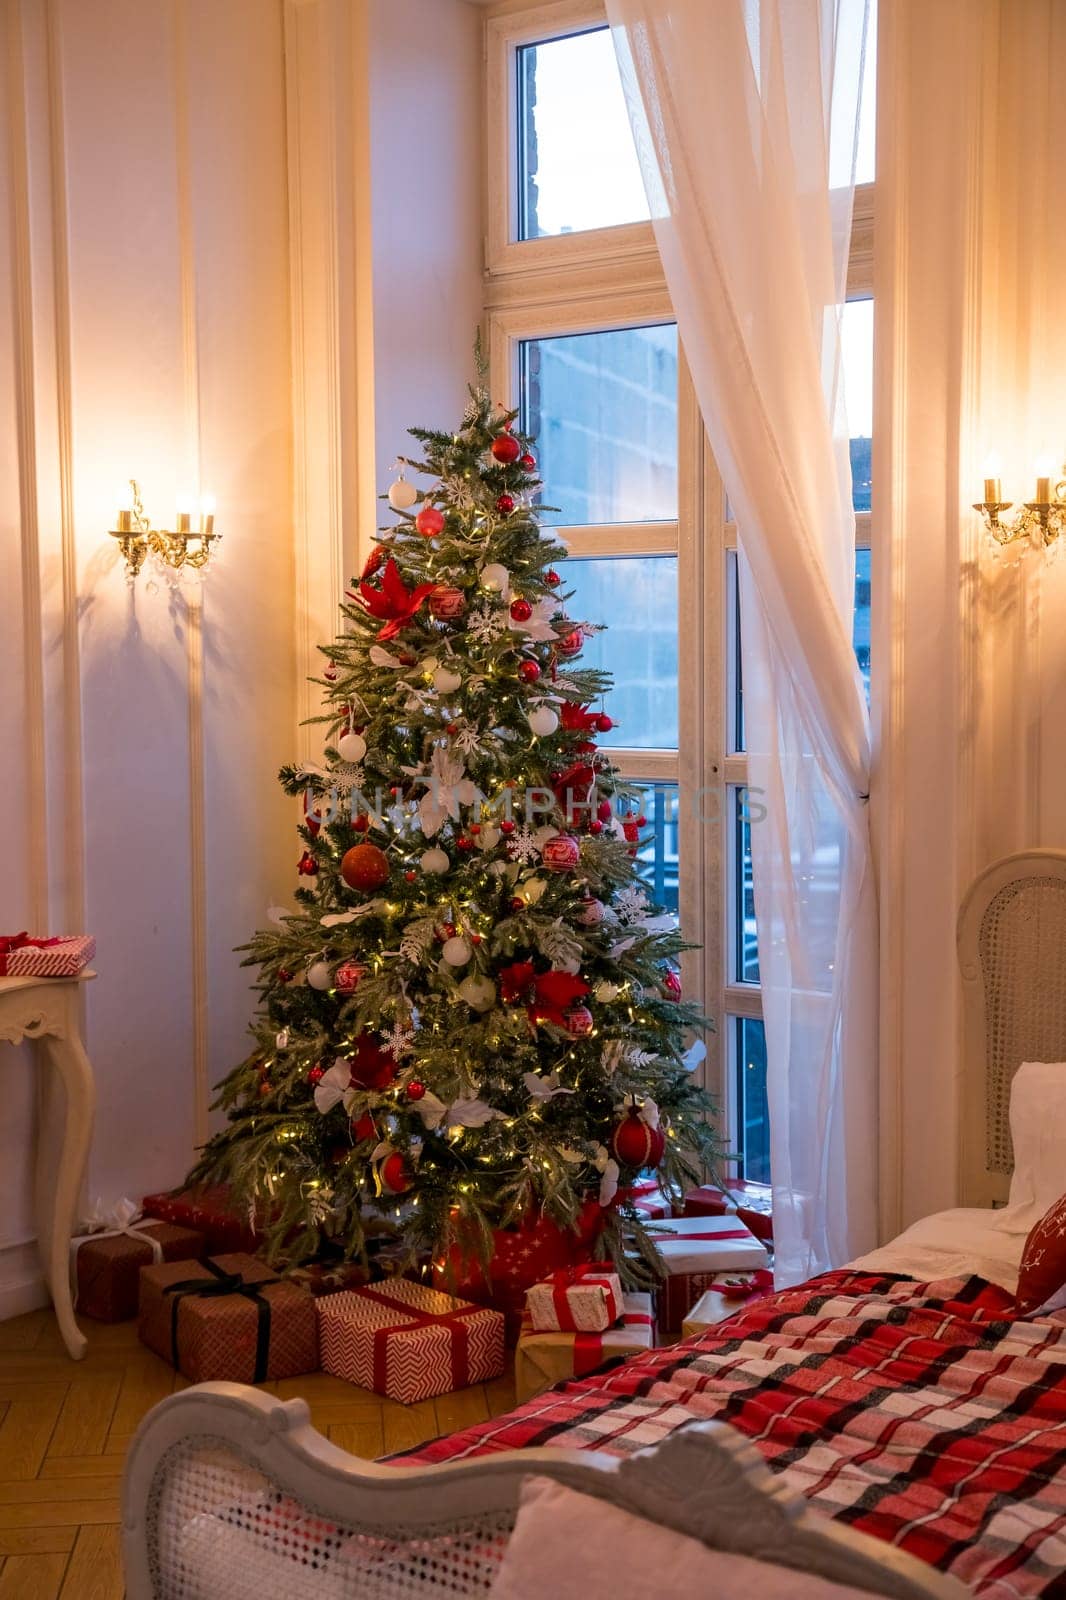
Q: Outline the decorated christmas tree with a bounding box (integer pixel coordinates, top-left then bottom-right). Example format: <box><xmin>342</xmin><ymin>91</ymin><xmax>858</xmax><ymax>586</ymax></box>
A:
<box><xmin>190</xmin><ymin>352</ymin><xmax>722</xmax><ymax>1285</ymax></box>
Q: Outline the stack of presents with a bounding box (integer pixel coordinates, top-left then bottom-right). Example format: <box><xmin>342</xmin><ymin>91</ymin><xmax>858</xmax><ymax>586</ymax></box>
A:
<box><xmin>71</xmin><ymin>1177</ymin><xmax>773</xmax><ymax>1406</ymax></box>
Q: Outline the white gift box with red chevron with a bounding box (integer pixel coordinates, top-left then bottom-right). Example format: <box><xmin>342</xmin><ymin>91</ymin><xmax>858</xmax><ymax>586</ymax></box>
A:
<box><xmin>317</xmin><ymin>1278</ymin><xmax>505</xmax><ymax>1404</ymax></box>
<box><xmin>0</xmin><ymin>933</ymin><xmax>95</xmax><ymax>978</ymax></box>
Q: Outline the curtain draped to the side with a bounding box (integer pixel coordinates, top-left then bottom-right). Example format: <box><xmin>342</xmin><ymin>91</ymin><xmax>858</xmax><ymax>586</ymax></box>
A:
<box><xmin>606</xmin><ymin>0</ymin><xmax>878</xmax><ymax>1282</ymax></box>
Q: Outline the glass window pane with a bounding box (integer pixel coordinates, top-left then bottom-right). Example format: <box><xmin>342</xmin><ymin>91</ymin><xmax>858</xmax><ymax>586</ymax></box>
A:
<box><xmin>732</xmin><ymin>788</ymin><xmax>759</xmax><ymax>984</ymax></box>
<box><xmin>519</xmin><ymin>324</ymin><xmax>678</xmax><ymax>527</ymax></box>
<box><xmin>564</xmin><ymin>556</ymin><xmax>678</xmax><ymax>749</ymax></box>
<box><xmin>620</xmin><ymin>783</ymin><xmax>679</xmax><ymax>916</ymax></box>
<box><xmin>734</xmin><ymin>1016</ymin><xmax>770</xmax><ymax>1183</ymax></box>
<box><xmin>854</xmin><ymin>547</ymin><xmax>871</xmax><ymax>701</ymax></box>
<box><xmin>829</xmin><ymin>0</ymin><xmax>877</xmax><ymax>189</ymax></box>
<box><xmin>517</xmin><ymin>28</ymin><xmax>650</xmax><ymax>241</ymax></box>
<box><xmin>843</xmin><ymin>298</ymin><xmax>873</xmax><ymax>513</ymax></box>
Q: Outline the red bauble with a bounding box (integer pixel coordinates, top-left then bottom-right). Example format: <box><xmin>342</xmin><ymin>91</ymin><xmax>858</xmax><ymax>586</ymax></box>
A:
<box><xmin>353</xmin><ymin>813</ymin><xmax>371</xmax><ymax>834</ymax></box>
<box><xmin>564</xmin><ymin>1005</ymin><xmax>594</xmax><ymax>1036</ymax></box>
<box><xmin>323</xmin><ymin>664</ymin><xmax>339</xmax><ymax>682</ymax></box>
<box><xmin>277</xmin><ymin>967</ymin><xmax>293</xmax><ymax>983</ymax></box>
<box><xmin>303</xmin><ymin>788</ymin><xmax>323</xmax><ymax>836</ymax></box>
<box><xmin>380</xmin><ymin>1151</ymin><xmax>413</xmax><ymax>1194</ymax></box>
<box><xmin>406</xmin><ymin>1080</ymin><xmax>426</xmax><ymax>1101</ymax></box>
<box><xmin>350</xmin><ymin>1113</ymin><xmax>377</xmax><ymax>1142</ymax></box>
<box><xmin>308</xmin><ymin>1065</ymin><xmax>324</xmax><ymax>1085</ymax></box>
<box><xmin>429</xmin><ymin>586</ymin><xmax>466</xmax><ymax>620</ymax></box>
<box><xmin>499</xmin><ymin>819</ymin><xmax>516</xmax><ymax>835</ymax></box>
<box><xmin>557</xmin><ymin>630</ymin><xmax>583</xmax><ymax>658</ymax></box>
<box><xmin>519</xmin><ymin>452</ymin><xmax>537</xmax><ymax>471</ymax></box>
<box><xmin>541</xmin><ymin>832</ymin><xmax>581</xmax><ymax>872</ymax></box>
<box><xmin>456</xmin><ymin>835</ymin><xmax>475</xmax><ymax>851</ymax></box>
<box><xmin>415</xmin><ymin>505</ymin><xmax>445</xmax><ymax>537</ymax></box>
<box><xmin>509</xmin><ymin>896</ymin><xmax>526</xmax><ymax>912</ymax></box>
<box><xmin>296</xmin><ymin>849</ymin><xmax>319</xmax><ymax>877</ymax></box>
<box><xmin>509</xmin><ymin>597</ymin><xmax>533</xmax><ymax>622</ymax></box>
<box><xmin>495</xmin><ymin>493</ymin><xmax>516</xmax><ymax>515</ymax></box>
<box><xmin>595</xmin><ymin>713</ymin><xmax>613</xmax><ymax>733</ymax></box>
<box><xmin>340</xmin><ymin>841</ymin><xmax>390</xmax><ymax>891</ymax></box>
<box><xmin>491</xmin><ymin>433</ymin><xmax>522</xmax><ymax>464</ymax></box>
<box><xmin>436</xmin><ymin>921</ymin><xmax>457</xmax><ymax>941</ymax></box>
<box><xmin>662</xmin><ymin>967</ymin><xmax>683</xmax><ymax>1001</ymax></box>
<box><xmin>610</xmin><ymin>1108</ymin><xmax>666</xmax><ymax>1169</ymax></box>
<box><xmin>518</xmin><ymin>660</ymin><xmax>541</xmax><ymax>683</ymax></box>
<box><xmin>347</xmin><ymin>1035</ymin><xmax>397</xmax><ymax>1090</ymax></box>
<box><xmin>404</xmin><ymin>869</ymin><xmax>417</xmax><ymax>882</ymax></box>
<box><xmin>589</xmin><ymin>820</ymin><xmax>603</xmax><ymax>835</ymax></box>
<box><xmin>334</xmin><ymin>961</ymin><xmax>363</xmax><ymax>994</ymax></box>
<box><xmin>545</xmin><ymin>569</ymin><xmax>562</xmax><ymax>586</ymax></box>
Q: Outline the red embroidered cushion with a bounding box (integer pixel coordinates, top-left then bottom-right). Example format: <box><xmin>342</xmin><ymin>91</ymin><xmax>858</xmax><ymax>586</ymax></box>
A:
<box><xmin>1016</xmin><ymin>1191</ymin><xmax>1066</xmax><ymax>1315</ymax></box>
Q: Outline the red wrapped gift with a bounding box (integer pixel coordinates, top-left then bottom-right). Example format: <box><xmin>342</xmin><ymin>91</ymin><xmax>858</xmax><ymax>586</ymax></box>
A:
<box><xmin>526</xmin><ymin>1263</ymin><xmax>625</xmax><ymax>1334</ymax></box>
<box><xmin>71</xmin><ymin>1206</ymin><xmax>204</xmax><ymax>1322</ymax></box>
<box><xmin>681</xmin><ymin>1185</ymin><xmax>735</xmax><ymax>1217</ymax></box>
<box><xmin>142</xmin><ymin>1185</ymin><xmax>260</xmax><ymax>1255</ymax></box>
<box><xmin>515</xmin><ymin>1292</ymin><xmax>655</xmax><ymax>1403</ymax></box>
<box><xmin>683</xmin><ymin>1181</ymin><xmax>773</xmax><ymax>1242</ymax></box>
<box><xmin>619</xmin><ymin>1180</ymin><xmax>675</xmax><ymax>1220</ymax></box>
<box><xmin>0</xmin><ymin>932</ymin><xmax>95</xmax><ymax>978</ymax></box>
<box><xmin>139</xmin><ymin>1254</ymin><xmax>317</xmax><ymax>1383</ymax></box>
<box><xmin>318</xmin><ymin>1279</ymin><xmax>505</xmax><ymax>1404</ymax></box>
<box><xmin>644</xmin><ymin>1215</ymin><xmax>769</xmax><ymax>1333</ymax></box>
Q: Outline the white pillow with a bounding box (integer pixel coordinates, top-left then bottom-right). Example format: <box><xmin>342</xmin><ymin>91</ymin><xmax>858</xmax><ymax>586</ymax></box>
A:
<box><xmin>1002</xmin><ymin>1061</ymin><xmax>1066</xmax><ymax>1225</ymax></box>
<box><xmin>489</xmin><ymin>1474</ymin><xmax>873</xmax><ymax>1600</ymax></box>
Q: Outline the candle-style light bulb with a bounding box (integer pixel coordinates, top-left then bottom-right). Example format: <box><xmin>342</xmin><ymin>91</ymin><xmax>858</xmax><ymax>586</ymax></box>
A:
<box><xmin>1034</xmin><ymin>455</ymin><xmax>1054</xmax><ymax>505</ymax></box>
<box><xmin>982</xmin><ymin>452</ymin><xmax>1003</xmax><ymax>506</ymax></box>
<box><xmin>176</xmin><ymin>492</ymin><xmax>194</xmax><ymax>535</ymax></box>
<box><xmin>199</xmin><ymin>492</ymin><xmax>216</xmax><ymax>535</ymax></box>
<box><xmin>116</xmin><ymin>483</ymin><xmax>133</xmax><ymax>513</ymax></box>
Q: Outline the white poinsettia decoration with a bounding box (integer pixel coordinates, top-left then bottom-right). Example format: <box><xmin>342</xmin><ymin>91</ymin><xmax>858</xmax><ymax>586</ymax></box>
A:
<box><xmin>413</xmin><ymin>1091</ymin><xmax>505</xmax><ymax>1131</ymax></box>
<box><xmin>598</xmin><ymin>1159</ymin><xmax>620</xmax><ymax>1207</ymax></box>
<box><xmin>403</xmin><ymin>746</ymin><xmax>478</xmax><ymax>837</ymax></box>
<box><xmin>513</xmin><ymin>597</ymin><xmax>562</xmax><ymax>641</ymax></box>
<box><xmin>313</xmin><ymin>1057</ymin><xmax>357</xmax><ymax>1115</ymax></box>
<box><xmin>523</xmin><ymin>1070</ymin><xmax>576</xmax><ymax>1102</ymax></box>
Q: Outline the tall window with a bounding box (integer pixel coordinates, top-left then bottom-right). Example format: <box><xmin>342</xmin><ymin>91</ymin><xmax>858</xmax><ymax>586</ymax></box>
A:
<box><xmin>486</xmin><ymin>0</ymin><xmax>875</xmax><ymax>1184</ymax></box>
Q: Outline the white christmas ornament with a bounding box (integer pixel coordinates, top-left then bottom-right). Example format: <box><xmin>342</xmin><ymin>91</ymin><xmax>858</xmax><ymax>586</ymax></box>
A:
<box><xmin>528</xmin><ymin>705</ymin><xmax>559</xmax><ymax>737</ymax></box>
<box><xmin>307</xmin><ymin>960</ymin><xmax>333</xmax><ymax>991</ymax></box>
<box><xmin>518</xmin><ymin>876</ymin><xmax>547</xmax><ymax>906</ymax></box>
<box><xmin>441</xmin><ymin>935</ymin><xmax>472</xmax><ymax>966</ymax></box>
<box><xmin>420</xmin><ymin>847</ymin><xmax>449</xmax><ymax>874</ymax></box>
<box><xmin>337</xmin><ymin>731</ymin><xmax>367</xmax><ymax>764</ymax></box>
<box><xmin>594</xmin><ymin>979</ymin><xmax>622</xmax><ymax>1003</ymax></box>
<box><xmin>458</xmin><ymin>974</ymin><xmax>496</xmax><ymax>1011</ymax></box>
<box><xmin>388</xmin><ymin>476</ymin><xmax>417</xmax><ymax>510</ymax></box>
<box><xmin>577</xmin><ymin>898</ymin><xmax>606</xmax><ymax>926</ymax></box>
<box><xmin>481</xmin><ymin>562</ymin><xmax>510</xmax><ymax>594</ymax></box>
<box><xmin>477</xmin><ymin>824</ymin><xmax>501</xmax><ymax>851</ymax></box>
<box><xmin>432</xmin><ymin>665</ymin><xmax>462</xmax><ymax>695</ymax></box>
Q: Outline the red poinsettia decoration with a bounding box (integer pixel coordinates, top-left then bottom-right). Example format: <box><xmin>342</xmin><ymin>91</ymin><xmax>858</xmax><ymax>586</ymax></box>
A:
<box><xmin>560</xmin><ymin>702</ymin><xmax>601</xmax><ymax>734</ymax></box>
<box><xmin>498</xmin><ymin>961</ymin><xmax>590</xmax><ymax>1028</ymax></box>
<box><xmin>350</xmin><ymin>557</ymin><xmax>438</xmax><ymax>641</ymax></box>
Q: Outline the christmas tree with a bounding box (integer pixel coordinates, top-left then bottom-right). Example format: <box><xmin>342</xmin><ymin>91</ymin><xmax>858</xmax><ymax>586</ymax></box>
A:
<box><xmin>190</xmin><ymin>353</ymin><xmax>723</xmax><ymax>1284</ymax></box>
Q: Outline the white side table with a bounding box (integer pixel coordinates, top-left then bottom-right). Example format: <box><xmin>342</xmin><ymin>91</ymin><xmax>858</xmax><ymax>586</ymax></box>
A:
<box><xmin>0</xmin><ymin>971</ymin><xmax>97</xmax><ymax>1359</ymax></box>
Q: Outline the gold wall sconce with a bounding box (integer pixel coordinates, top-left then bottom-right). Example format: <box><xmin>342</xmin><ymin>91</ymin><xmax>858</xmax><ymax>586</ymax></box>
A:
<box><xmin>110</xmin><ymin>480</ymin><xmax>219</xmax><ymax>578</ymax></box>
<box><xmin>974</xmin><ymin>456</ymin><xmax>1065</xmax><ymax>552</ymax></box>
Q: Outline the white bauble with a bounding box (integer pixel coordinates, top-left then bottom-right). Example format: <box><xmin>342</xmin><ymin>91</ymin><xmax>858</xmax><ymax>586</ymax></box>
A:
<box><xmin>528</xmin><ymin>705</ymin><xmax>559</xmax><ymax>737</ymax></box>
<box><xmin>577</xmin><ymin>898</ymin><xmax>606</xmax><ymax>926</ymax></box>
<box><xmin>477</xmin><ymin>824</ymin><xmax>501</xmax><ymax>851</ymax></box>
<box><xmin>458</xmin><ymin>974</ymin><xmax>496</xmax><ymax>1012</ymax></box>
<box><xmin>420</xmin><ymin>847</ymin><xmax>449</xmax><ymax>874</ymax></box>
<box><xmin>533</xmin><ymin>824</ymin><xmax>558</xmax><ymax>848</ymax></box>
<box><xmin>594</xmin><ymin>979</ymin><xmax>622</xmax><ymax>1003</ymax></box>
<box><xmin>337</xmin><ymin>731</ymin><xmax>367</xmax><ymax>764</ymax></box>
<box><xmin>519</xmin><ymin>876</ymin><xmax>547</xmax><ymax>906</ymax></box>
<box><xmin>442</xmin><ymin>935</ymin><xmax>472</xmax><ymax>966</ymax></box>
<box><xmin>481</xmin><ymin>562</ymin><xmax>510</xmax><ymax>594</ymax></box>
<box><xmin>432</xmin><ymin>665</ymin><xmax>462</xmax><ymax>695</ymax></box>
<box><xmin>388</xmin><ymin>476</ymin><xmax>417</xmax><ymax>510</ymax></box>
<box><xmin>307</xmin><ymin>960</ymin><xmax>333</xmax><ymax>991</ymax></box>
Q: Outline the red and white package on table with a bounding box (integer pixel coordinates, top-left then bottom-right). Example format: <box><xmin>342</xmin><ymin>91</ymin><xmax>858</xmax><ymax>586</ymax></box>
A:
<box><xmin>526</xmin><ymin>1263</ymin><xmax>625</xmax><ymax>1334</ymax></box>
<box><xmin>0</xmin><ymin>933</ymin><xmax>95</xmax><ymax>978</ymax></box>
<box><xmin>317</xmin><ymin>1278</ymin><xmax>505</xmax><ymax>1405</ymax></box>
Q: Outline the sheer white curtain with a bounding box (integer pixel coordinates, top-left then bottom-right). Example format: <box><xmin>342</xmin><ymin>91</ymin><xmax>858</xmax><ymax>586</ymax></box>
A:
<box><xmin>607</xmin><ymin>0</ymin><xmax>877</xmax><ymax>1281</ymax></box>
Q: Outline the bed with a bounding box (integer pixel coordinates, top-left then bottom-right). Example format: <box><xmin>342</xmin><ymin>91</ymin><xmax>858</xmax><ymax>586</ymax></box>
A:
<box><xmin>121</xmin><ymin>850</ymin><xmax>1066</xmax><ymax>1599</ymax></box>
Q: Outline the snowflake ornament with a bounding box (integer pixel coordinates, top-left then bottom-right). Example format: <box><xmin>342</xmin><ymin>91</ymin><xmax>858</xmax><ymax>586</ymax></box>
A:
<box><xmin>331</xmin><ymin>762</ymin><xmax>366</xmax><ymax>797</ymax></box>
<box><xmin>468</xmin><ymin>605</ymin><xmax>506</xmax><ymax>645</ymax></box>
<box><xmin>614</xmin><ymin>884</ymin><xmax>651</xmax><ymax>925</ymax></box>
<box><xmin>507</xmin><ymin>825</ymin><xmax>541</xmax><ymax>865</ymax></box>
<box><xmin>441</xmin><ymin>475</ymin><xmax>479</xmax><ymax>511</ymax></box>
<box><xmin>381</xmin><ymin>1021</ymin><xmax>416</xmax><ymax>1057</ymax></box>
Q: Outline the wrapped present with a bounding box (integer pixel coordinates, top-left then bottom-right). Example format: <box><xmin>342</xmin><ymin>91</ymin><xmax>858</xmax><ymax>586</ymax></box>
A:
<box><xmin>681</xmin><ymin>1269</ymin><xmax>775</xmax><ymax>1339</ymax></box>
<box><xmin>515</xmin><ymin>1293</ymin><xmax>655</xmax><ymax>1404</ymax></box>
<box><xmin>318</xmin><ymin>1279</ymin><xmax>505</xmax><ymax>1404</ymax></box>
<box><xmin>287</xmin><ymin>1260</ymin><xmax>373</xmax><ymax>1298</ymax></box>
<box><xmin>139</xmin><ymin>1254</ymin><xmax>317</xmax><ymax>1383</ymax></box>
<box><xmin>526</xmin><ymin>1263</ymin><xmax>625</xmax><ymax>1334</ymax></box>
<box><xmin>619</xmin><ymin>1180</ymin><xmax>675</xmax><ymax>1220</ymax></box>
<box><xmin>0</xmin><ymin>932</ymin><xmax>95</xmax><ymax>978</ymax></box>
<box><xmin>70</xmin><ymin>1199</ymin><xmax>204</xmax><ymax>1322</ymax></box>
<box><xmin>142</xmin><ymin>1184</ymin><xmax>260</xmax><ymax>1255</ymax></box>
<box><xmin>681</xmin><ymin>1184</ymin><xmax>735</xmax><ymax>1217</ymax></box>
<box><xmin>644</xmin><ymin>1215</ymin><xmax>769</xmax><ymax>1333</ymax></box>
<box><xmin>683</xmin><ymin>1180</ymin><xmax>773</xmax><ymax>1242</ymax></box>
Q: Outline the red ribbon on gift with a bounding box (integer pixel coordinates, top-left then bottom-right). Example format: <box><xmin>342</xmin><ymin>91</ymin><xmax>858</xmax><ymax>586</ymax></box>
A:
<box><xmin>653</xmin><ymin>1227</ymin><xmax>754</xmax><ymax>1243</ymax></box>
<box><xmin>573</xmin><ymin>1306</ymin><xmax>655</xmax><ymax>1378</ymax></box>
<box><xmin>359</xmin><ymin>1284</ymin><xmax>482</xmax><ymax>1393</ymax></box>
<box><xmin>0</xmin><ymin>933</ymin><xmax>61</xmax><ymax>975</ymax></box>
<box><xmin>548</xmin><ymin>1262</ymin><xmax>617</xmax><ymax>1331</ymax></box>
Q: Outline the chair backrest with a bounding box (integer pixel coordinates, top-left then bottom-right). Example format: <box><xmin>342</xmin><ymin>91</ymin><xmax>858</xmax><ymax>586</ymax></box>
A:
<box><xmin>957</xmin><ymin>849</ymin><xmax>1066</xmax><ymax>1204</ymax></box>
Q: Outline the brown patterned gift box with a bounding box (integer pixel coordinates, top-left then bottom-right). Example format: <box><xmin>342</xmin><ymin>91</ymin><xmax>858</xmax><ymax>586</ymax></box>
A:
<box><xmin>139</xmin><ymin>1254</ymin><xmax>318</xmax><ymax>1383</ymax></box>
<box><xmin>73</xmin><ymin>1220</ymin><xmax>204</xmax><ymax>1323</ymax></box>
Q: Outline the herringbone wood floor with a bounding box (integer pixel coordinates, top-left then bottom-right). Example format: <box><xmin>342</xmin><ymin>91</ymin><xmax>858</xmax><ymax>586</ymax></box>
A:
<box><xmin>0</xmin><ymin>1306</ymin><xmax>518</xmax><ymax>1597</ymax></box>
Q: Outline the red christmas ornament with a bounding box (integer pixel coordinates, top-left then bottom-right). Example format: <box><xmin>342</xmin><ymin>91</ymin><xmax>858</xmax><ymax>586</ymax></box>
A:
<box><xmin>351</xmin><ymin>1113</ymin><xmax>377</xmax><ymax>1142</ymax></box>
<box><xmin>296</xmin><ymin>849</ymin><xmax>319</xmax><ymax>877</ymax></box>
<box><xmin>406</xmin><ymin>1080</ymin><xmax>426</xmax><ymax>1101</ymax></box>
<box><xmin>564</xmin><ymin>1005</ymin><xmax>594</xmax><ymax>1036</ymax></box>
<box><xmin>340</xmin><ymin>841</ymin><xmax>390</xmax><ymax>891</ymax></box>
<box><xmin>277</xmin><ymin>967</ymin><xmax>293</xmax><ymax>984</ymax></box>
<box><xmin>334</xmin><ymin>961</ymin><xmax>363</xmax><ymax>994</ymax></box>
<box><xmin>361</xmin><ymin>544</ymin><xmax>385</xmax><ymax>581</ymax></box>
<box><xmin>323</xmin><ymin>664</ymin><xmax>339</xmax><ymax>682</ymax></box>
<box><xmin>346</xmin><ymin>1035</ymin><xmax>397</xmax><ymax>1090</ymax></box>
<box><xmin>499</xmin><ymin>819</ymin><xmax>516</xmax><ymax>835</ymax></box>
<box><xmin>519</xmin><ymin>452</ymin><xmax>537</xmax><ymax>471</ymax></box>
<box><xmin>436</xmin><ymin>922</ymin><xmax>457</xmax><ymax>941</ymax></box>
<box><xmin>545</xmin><ymin>569</ymin><xmax>562</xmax><ymax>586</ymax></box>
<box><xmin>429</xmin><ymin>586</ymin><xmax>466</xmax><ymax>620</ymax></box>
<box><xmin>597</xmin><ymin>799</ymin><xmax>613</xmax><ymax>822</ymax></box>
<box><xmin>595</xmin><ymin>713</ymin><xmax>613</xmax><ymax>733</ymax></box>
<box><xmin>415</xmin><ymin>504</ymin><xmax>445</xmax><ymax>538</ymax></box>
<box><xmin>541</xmin><ymin>833</ymin><xmax>581</xmax><ymax>872</ymax></box>
<box><xmin>662</xmin><ymin>967</ymin><xmax>683</xmax><ymax>1001</ymax></box>
<box><xmin>456</xmin><ymin>835</ymin><xmax>475</xmax><ymax>851</ymax></box>
<box><xmin>380</xmin><ymin>1151</ymin><xmax>413</xmax><ymax>1194</ymax></box>
<box><xmin>308</xmin><ymin>1064</ymin><xmax>324</xmax><ymax>1085</ymax></box>
<box><xmin>495</xmin><ymin>493</ymin><xmax>516</xmax><ymax>515</ymax></box>
<box><xmin>636</xmin><ymin>813</ymin><xmax>648</xmax><ymax>828</ymax></box>
<box><xmin>509</xmin><ymin>896</ymin><xmax>526</xmax><ymax>913</ymax></box>
<box><xmin>518</xmin><ymin>660</ymin><xmax>541</xmax><ymax>683</ymax></box>
<box><xmin>557</xmin><ymin>630</ymin><xmax>583</xmax><ymax>658</ymax></box>
<box><xmin>610</xmin><ymin>1108</ymin><xmax>666</xmax><ymax>1169</ymax></box>
<box><xmin>509</xmin><ymin>597</ymin><xmax>533</xmax><ymax>622</ymax></box>
<box><xmin>353</xmin><ymin>813</ymin><xmax>370</xmax><ymax>833</ymax></box>
<box><xmin>589</xmin><ymin>820</ymin><xmax>603</xmax><ymax>835</ymax></box>
<box><xmin>491</xmin><ymin>433</ymin><xmax>522</xmax><ymax>464</ymax></box>
<box><xmin>258</xmin><ymin>1080</ymin><xmax>272</xmax><ymax>1098</ymax></box>
<box><xmin>404</xmin><ymin>869</ymin><xmax>417</xmax><ymax>882</ymax></box>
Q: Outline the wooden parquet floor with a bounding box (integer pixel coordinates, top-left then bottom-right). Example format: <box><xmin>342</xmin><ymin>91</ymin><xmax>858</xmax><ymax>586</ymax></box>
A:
<box><xmin>0</xmin><ymin>1306</ymin><xmax>518</xmax><ymax>1598</ymax></box>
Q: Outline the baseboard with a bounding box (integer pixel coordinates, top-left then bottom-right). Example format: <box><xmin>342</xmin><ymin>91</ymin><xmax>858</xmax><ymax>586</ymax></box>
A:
<box><xmin>0</xmin><ymin>1239</ymin><xmax>49</xmax><ymax>1321</ymax></box>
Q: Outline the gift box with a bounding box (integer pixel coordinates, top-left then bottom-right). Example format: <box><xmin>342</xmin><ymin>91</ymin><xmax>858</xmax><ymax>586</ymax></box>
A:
<box><xmin>143</xmin><ymin>1184</ymin><xmax>260</xmax><ymax>1255</ymax></box>
<box><xmin>681</xmin><ymin>1269</ymin><xmax>775</xmax><ymax>1339</ymax></box>
<box><xmin>526</xmin><ymin>1263</ymin><xmax>625</xmax><ymax>1334</ymax></box>
<box><xmin>682</xmin><ymin>1181</ymin><xmax>773</xmax><ymax>1243</ymax></box>
<box><xmin>644</xmin><ymin>1215</ymin><xmax>769</xmax><ymax>1334</ymax></box>
<box><xmin>0</xmin><ymin>932</ymin><xmax>95</xmax><ymax>978</ymax></box>
<box><xmin>620</xmin><ymin>1180</ymin><xmax>675</xmax><ymax>1220</ymax></box>
<box><xmin>71</xmin><ymin>1208</ymin><xmax>204</xmax><ymax>1323</ymax></box>
<box><xmin>139</xmin><ymin>1254</ymin><xmax>317</xmax><ymax>1383</ymax></box>
<box><xmin>514</xmin><ymin>1292</ymin><xmax>655</xmax><ymax>1404</ymax></box>
<box><xmin>287</xmin><ymin>1260</ymin><xmax>374</xmax><ymax>1298</ymax></box>
<box><xmin>318</xmin><ymin>1279</ymin><xmax>505</xmax><ymax>1405</ymax></box>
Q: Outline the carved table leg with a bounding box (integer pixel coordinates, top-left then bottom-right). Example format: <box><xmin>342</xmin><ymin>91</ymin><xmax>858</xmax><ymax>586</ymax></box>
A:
<box><xmin>37</xmin><ymin>1028</ymin><xmax>96</xmax><ymax>1360</ymax></box>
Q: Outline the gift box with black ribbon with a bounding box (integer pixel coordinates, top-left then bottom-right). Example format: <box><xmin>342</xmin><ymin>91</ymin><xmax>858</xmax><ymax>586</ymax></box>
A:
<box><xmin>138</xmin><ymin>1254</ymin><xmax>318</xmax><ymax>1384</ymax></box>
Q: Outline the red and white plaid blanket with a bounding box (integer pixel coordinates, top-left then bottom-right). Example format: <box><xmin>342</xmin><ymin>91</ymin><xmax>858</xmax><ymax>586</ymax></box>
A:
<box><xmin>404</xmin><ymin>1271</ymin><xmax>1066</xmax><ymax>1598</ymax></box>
